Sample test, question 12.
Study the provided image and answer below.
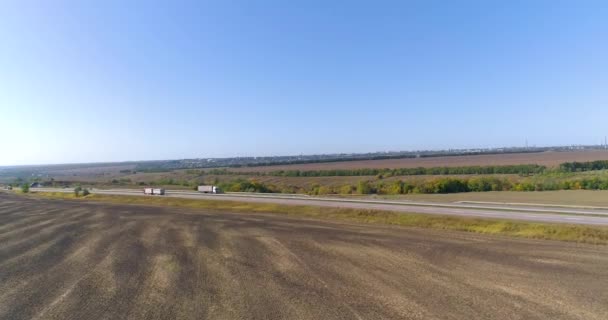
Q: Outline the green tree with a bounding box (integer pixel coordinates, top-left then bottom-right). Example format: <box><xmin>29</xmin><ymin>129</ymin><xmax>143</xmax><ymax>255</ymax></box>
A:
<box><xmin>339</xmin><ymin>185</ymin><xmax>353</xmax><ymax>194</ymax></box>
<box><xmin>74</xmin><ymin>186</ymin><xmax>82</xmax><ymax>196</ymax></box>
<box><xmin>82</xmin><ymin>188</ymin><xmax>90</xmax><ymax>196</ymax></box>
<box><xmin>317</xmin><ymin>186</ymin><xmax>332</xmax><ymax>195</ymax></box>
<box><xmin>387</xmin><ymin>181</ymin><xmax>404</xmax><ymax>195</ymax></box>
<box><xmin>357</xmin><ymin>181</ymin><xmax>372</xmax><ymax>194</ymax></box>
<box><xmin>20</xmin><ymin>184</ymin><xmax>29</xmax><ymax>193</ymax></box>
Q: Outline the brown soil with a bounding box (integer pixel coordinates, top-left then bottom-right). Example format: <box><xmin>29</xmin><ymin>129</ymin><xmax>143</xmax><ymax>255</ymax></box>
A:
<box><xmin>1</xmin><ymin>193</ymin><xmax>607</xmax><ymax>319</ymax></box>
<box><xmin>230</xmin><ymin>150</ymin><xmax>608</xmax><ymax>172</ymax></box>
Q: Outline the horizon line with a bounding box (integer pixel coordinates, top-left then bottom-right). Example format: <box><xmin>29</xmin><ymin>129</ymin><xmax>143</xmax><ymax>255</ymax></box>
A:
<box><xmin>2</xmin><ymin>143</ymin><xmax>607</xmax><ymax>168</ymax></box>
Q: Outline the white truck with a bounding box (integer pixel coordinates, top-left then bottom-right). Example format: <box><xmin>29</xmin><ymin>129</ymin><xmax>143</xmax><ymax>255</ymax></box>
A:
<box><xmin>198</xmin><ymin>185</ymin><xmax>221</xmax><ymax>193</ymax></box>
<box><xmin>143</xmin><ymin>188</ymin><xmax>165</xmax><ymax>195</ymax></box>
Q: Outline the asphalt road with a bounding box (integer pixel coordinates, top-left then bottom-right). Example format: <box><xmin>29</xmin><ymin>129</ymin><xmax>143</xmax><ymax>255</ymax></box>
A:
<box><xmin>1</xmin><ymin>193</ymin><xmax>608</xmax><ymax>319</ymax></box>
<box><xmin>31</xmin><ymin>187</ymin><xmax>608</xmax><ymax>225</ymax></box>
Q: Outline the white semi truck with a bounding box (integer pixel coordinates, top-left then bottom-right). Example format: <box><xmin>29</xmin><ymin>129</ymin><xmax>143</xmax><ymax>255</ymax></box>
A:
<box><xmin>143</xmin><ymin>188</ymin><xmax>165</xmax><ymax>195</ymax></box>
<box><xmin>198</xmin><ymin>185</ymin><xmax>221</xmax><ymax>193</ymax></box>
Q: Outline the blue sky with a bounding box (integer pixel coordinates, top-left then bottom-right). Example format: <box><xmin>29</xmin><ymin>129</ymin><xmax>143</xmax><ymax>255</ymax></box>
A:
<box><xmin>1</xmin><ymin>0</ymin><xmax>607</xmax><ymax>165</ymax></box>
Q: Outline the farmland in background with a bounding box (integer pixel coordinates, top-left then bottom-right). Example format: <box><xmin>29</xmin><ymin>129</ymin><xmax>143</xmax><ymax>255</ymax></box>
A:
<box><xmin>6</xmin><ymin>150</ymin><xmax>608</xmax><ymax>199</ymax></box>
<box><xmin>228</xmin><ymin>150</ymin><xmax>608</xmax><ymax>172</ymax></box>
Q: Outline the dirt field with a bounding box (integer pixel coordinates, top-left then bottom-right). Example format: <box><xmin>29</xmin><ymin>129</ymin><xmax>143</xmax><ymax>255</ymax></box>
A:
<box><xmin>231</xmin><ymin>150</ymin><xmax>608</xmax><ymax>172</ymax></box>
<box><xmin>1</xmin><ymin>193</ymin><xmax>607</xmax><ymax>320</ymax></box>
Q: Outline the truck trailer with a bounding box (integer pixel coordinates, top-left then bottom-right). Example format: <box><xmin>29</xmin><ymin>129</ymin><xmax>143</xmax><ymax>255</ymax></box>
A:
<box><xmin>197</xmin><ymin>185</ymin><xmax>221</xmax><ymax>193</ymax></box>
<box><xmin>144</xmin><ymin>188</ymin><xmax>165</xmax><ymax>195</ymax></box>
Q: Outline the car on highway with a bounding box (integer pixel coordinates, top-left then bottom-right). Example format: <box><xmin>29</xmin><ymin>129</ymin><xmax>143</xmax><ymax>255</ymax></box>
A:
<box><xmin>197</xmin><ymin>185</ymin><xmax>222</xmax><ymax>194</ymax></box>
<box><xmin>143</xmin><ymin>187</ymin><xmax>165</xmax><ymax>195</ymax></box>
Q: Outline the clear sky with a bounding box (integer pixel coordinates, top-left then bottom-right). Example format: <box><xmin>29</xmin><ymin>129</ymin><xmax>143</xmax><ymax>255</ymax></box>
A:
<box><xmin>1</xmin><ymin>0</ymin><xmax>607</xmax><ymax>166</ymax></box>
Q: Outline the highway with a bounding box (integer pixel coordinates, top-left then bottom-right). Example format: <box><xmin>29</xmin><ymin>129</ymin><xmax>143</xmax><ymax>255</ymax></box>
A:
<box><xmin>30</xmin><ymin>187</ymin><xmax>608</xmax><ymax>226</ymax></box>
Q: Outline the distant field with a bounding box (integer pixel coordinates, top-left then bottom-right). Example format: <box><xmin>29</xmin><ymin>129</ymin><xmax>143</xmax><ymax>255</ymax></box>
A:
<box><xmin>7</xmin><ymin>150</ymin><xmax>608</xmax><ymax>196</ymax></box>
<box><xmin>0</xmin><ymin>163</ymin><xmax>137</xmax><ymax>183</ymax></box>
<box><xmin>230</xmin><ymin>150</ymin><xmax>608</xmax><ymax>172</ymax></box>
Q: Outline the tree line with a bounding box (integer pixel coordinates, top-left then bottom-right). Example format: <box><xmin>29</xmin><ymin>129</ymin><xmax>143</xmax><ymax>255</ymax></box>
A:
<box><xmin>191</xmin><ymin>164</ymin><xmax>546</xmax><ymax>177</ymax></box>
<box><xmin>206</xmin><ymin>175</ymin><xmax>608</xmax><ymax>195</ymax></box>
<box><xmin>193</xmin><ymin>161</ymin><xmax>608</xmax><ymax>178</ymax></box>
<box><xmin>559</xmin><ymin>160</ymin><xmax>608</xmax><ymax>172</ymax></box>
<box><xmin>265</xmin><ymin>164</ymin><xmax>545</xmax><ymax>177</ymax></box>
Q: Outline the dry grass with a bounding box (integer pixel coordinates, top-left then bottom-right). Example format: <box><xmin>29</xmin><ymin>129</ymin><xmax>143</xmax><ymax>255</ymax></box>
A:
<box><xmin>343</xmin><ymin>190</ymin><xmax>608</xmax><ymax>207</ymax></box>
<box><xmin>29</xmin><ymin>192</ymin><xmax>608</xmax><ymax>245</ymax></box>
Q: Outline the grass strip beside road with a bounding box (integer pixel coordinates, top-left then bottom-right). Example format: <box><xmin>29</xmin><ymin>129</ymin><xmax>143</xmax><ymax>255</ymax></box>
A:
<box><xmin>31</xmin><ymin>192</ymin><xmax>608</xmax><ymax>244</ymax></box>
